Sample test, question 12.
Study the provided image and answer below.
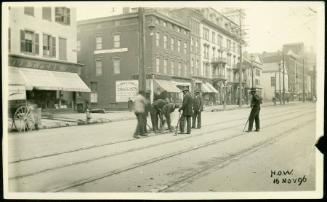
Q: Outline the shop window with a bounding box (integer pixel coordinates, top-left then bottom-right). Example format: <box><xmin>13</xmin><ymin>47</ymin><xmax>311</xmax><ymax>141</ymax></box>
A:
<box><xmin>113</xmin><ymin>58</ymin><xmax>120</xmax><ymax>74</ymax></box>
<box><xmin>20</xmin><ymin>30</ymin><xmax>39</xmax><ymax>54</ymax></box>
<box><xmin>42</xmin><ymin>7</ymin><xmax>52</xmax><ymax>21</ymax></box>
<box><xmin>96</xmin><ymin>36</ymin><xmax>102</xmax><ymax>50</ymax></box>
<box><xmin>43</xmin><ymin>34</ymin><xmax>56</xmax><ymax>57</ymax></box>
<box><xmin>113</xmin><ymin>34</ymin><xmax>120</xmax><ymax>48</ymax></box>
<box><xmin>95</xmin><ymin>60</ymin><xmax>103</xmax><ymax>76</ymax></box>
<box><xmin>24</xmin><ymin>7</ymin><xmax>34</xmax><ymax>16</ymax></box>
<box><xmin>59</xmin><ymin>37</ymin><xmax>67</xmax><ymax>60</ymax></box>
<box><xmin>55</xmin><ymin>7</ymin><xmax>70</xmax><ymax>25</ymax></box>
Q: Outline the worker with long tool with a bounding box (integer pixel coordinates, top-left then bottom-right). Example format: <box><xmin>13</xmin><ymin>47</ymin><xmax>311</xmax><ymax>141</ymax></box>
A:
<box><xmin>162</xmin><ymin>102</ymin><xmax>179</xmax><ymax>132</ymax></box>
<box><xmin>178</xmin><ymin>87</ymin><xmax>193</xmax><ymax>134</ymax></box>
<box><xmin>246</xmin><ymin>88</ymin><xmax>262</xmax><ymax>132</ymax></box>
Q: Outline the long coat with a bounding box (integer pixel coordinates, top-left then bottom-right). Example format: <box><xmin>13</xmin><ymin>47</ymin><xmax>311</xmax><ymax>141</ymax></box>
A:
<box><xmin>193</xmin><ymin>94</ymin><xmax>203</xmax><ymax>111</ymax></box>
<box><xmin>180</xmin><ymin>92</ymin><xmax>193</xmax><ymax>116</ymax></box>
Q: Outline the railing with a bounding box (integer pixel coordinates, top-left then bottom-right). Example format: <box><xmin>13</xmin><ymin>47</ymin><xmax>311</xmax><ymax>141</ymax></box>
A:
<box><xmin>211</xmin><ymin>57</ymin><xmax>227</xmax><ymax>64</ymax></box>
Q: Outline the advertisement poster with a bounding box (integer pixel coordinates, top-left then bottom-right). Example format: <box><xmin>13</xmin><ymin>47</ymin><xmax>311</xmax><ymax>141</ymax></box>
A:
<box><xmin>116</xmin><ymin>80</ymin><xmax>138</xmax><ymax>102</ymax></box>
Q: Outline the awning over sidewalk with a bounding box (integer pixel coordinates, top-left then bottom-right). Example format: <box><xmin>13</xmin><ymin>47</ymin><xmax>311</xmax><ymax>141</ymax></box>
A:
<box><xmin>9</xmin><ymin>67</ymin><xmax>91</xmax><ymax>92</ymax></box>
<box><xmin>206</xmin><ymin>82</ymin><xmax>218</xmax><ymax>93</ymax></box>
<box><xmin>155</xmin><ymin>79</ymin><xmax>181</xmax><ymax>93</ymax></box>
<box><xmin>202</xmin><ymin>82</ymin><xmax>218</xmax><ymax>93</ymax></box>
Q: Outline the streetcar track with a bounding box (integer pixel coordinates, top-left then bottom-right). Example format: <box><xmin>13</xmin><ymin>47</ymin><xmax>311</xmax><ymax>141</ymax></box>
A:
<box><xmin>159</xmin><ymin>119</ymin><xmax>315</xmax><ymax>192</ymax></box>
<box><xmin>9</xmin><ymin>105</ymin><xmax>311</xmax><ymax>164</ymax></box>
<box><xmin>9</xmin><ymin>109</ymin><xmax>314</xmax><ymax>180</ymax></box>
<box><xmin>48</xmin><ymin>110</ymin><xmax>314</xmax><ymax>192</ymax></box>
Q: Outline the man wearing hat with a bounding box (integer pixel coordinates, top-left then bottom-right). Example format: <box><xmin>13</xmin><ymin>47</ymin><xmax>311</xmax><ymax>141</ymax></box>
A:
<box><xmin>178</xmin><ymin>87</ymin><xmax>193</xmax><ymax>134</ymax></box>
<box><xmin>192</xmin><ymin>89</ymin><xmax>203</xmax><ymax>129</ymax></box>
<box><xmin>246</xmin><ymin>88</ymin><xmax>262</xmax><ymax>132</ymax></box>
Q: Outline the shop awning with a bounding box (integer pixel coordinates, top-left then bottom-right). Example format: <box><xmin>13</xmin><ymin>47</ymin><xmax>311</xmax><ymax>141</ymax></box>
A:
<box><xmin>201</xmin><ymin>82</ymin><xmax>212</xmax><ymax>93</ymax></box>
<box><xmin>206</xmin><ymin>82</ymin><xmax>218</xmax><ymax>93</ymax></box>
<box><xmin>155</xmin><ymin>79</ymin><xmax>181</xmax><ymax>93</ymax></box>
<box><xmin>9</xmin><ymin>67</ymin><xmax>91</xmax><ymax>92</ymax></box>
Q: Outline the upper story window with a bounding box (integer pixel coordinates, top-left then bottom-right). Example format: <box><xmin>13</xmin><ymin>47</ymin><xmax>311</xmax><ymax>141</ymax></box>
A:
<box><xmin>212</xmin><ymin>31</ymin><xmax>215</xmax><ymax>44</ymax></box>
<box><xmin>232</xmin><ymin>42</ymin><xmax>235</xmax><ymax>52</ymax></box>
<box><xmin>226</xmin><ymin>39</ymin><xmax>231</xmax><ymax>50</ymax></box>
<box><xmin>203</xmin><ymin>28</ymin><xmax>209</xmax><ymax>41</ymax></box>
<box><xmin>95</xmin><ymin>36</ymin><xmax>102</xmax><ymax>50</ymax></box>
<box><xmin>43</xmin><ymin>34</ymin><xmax>56</xmax><ymax>57</ymax></box>
<box><xmin>177</xmin><ymin>40</ymin><xmax>181</xmax><ymax>52</ymax></box>
<box><xmin>170</xmin><ymin>61</ymin><xmax>174</xmax><ymax>75</ymax></box>
<box><xmin>59</xmin><ymin>37</ymin><xmax>67</xmax><ymax>60</ymax></box>
<box><xmin>24</xmin><ymin>7</ymin><xmax>34</xmax><ymax>16</ymax></box>
<box><xmin>163</xmin><ymin>59</ymin><xmax>167</xmax><ymax>74</ymax></box>
<box><xmin>42</xmin><ymin>7</ymin><xmax>52</xmax><ymax>21</ymax></box>
<box><xmin>156</xmin><ymin>57</ymin><xmax>160</xmax><ymax>73</ymax></box>
<box><xmin>77</xmin><ymin>40</ymin><xmax>81</xmax><ymax>52</ymax></box>
<box><xmin>163</xmin><ymin>21</ymin><xmax>167</xmax><ymax>27</ymax></box>
<box><xmin>163</xmin><ymin>35</ymin><xmax>167</xmax><ymax>49</ymax></box>
<box><xmin>256</xmin><ymin>69</ymin><xmax>261</xmax><ymax>76</ymax></box>
<box><xmin>113</xmin><ymin>58</ymin><xmax>121</xmax><ymax>74</ymax></box>
<box><xmin>177</xmin><ymin>27</ymin><xmax>181</xmax><ymax>33</ymax></box>
<box><xmin>170</xmin><ymin>38</ymin><xmax>174</xmax><ymax>51</ymax></box>
<box><xmin>20</xmin><ymin>30</ymin><xmax>39</xmax><ymax>55</ymax></box>
<box><xmin>217</xmin><ymin>35</ymin><xmax>222</xmax><ymax>47</ymax></box>
<box><xmin>55</xmin><ymin>7</ymin><xmax>70</xmax><ymax>25</ymax></box>
<box><xmin>95</xmin><ymin>60</ymin><xmax>103</xmax><ymax>76</ymax></box>
<box><xmin>183</xmin><ymin>42</ymin><xmax>187</xmax><ymax>54</ymax></box>
<box><xmin>178</xmin><ymin>62</ymin><xmax>182</xmax><ymax>76</ymax></box>
<box><xmin>156</xmin><ymin>32</ymin><xmax>160</xmax><ymax>47</ymax></box>
<box><xmin>113</xmin><ymin>34</ymin><xmax>120</xmax><ymax>48</ymax></box>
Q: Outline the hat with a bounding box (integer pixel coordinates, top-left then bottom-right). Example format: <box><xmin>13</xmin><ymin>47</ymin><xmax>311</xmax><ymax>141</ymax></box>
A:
<box><xmin>250</xmin><ymin>88</ymin><xmax>256</xmax><ymax>92</ymax></box>
<box><xmin>182</xmin><ymin>87</ymin><xmax>189</xmax><ymax>92</ymax></box>
<box><xmin>195</xmin><ymin>89</ymin><xmax>200</xmax><ymax>93</ymax></box>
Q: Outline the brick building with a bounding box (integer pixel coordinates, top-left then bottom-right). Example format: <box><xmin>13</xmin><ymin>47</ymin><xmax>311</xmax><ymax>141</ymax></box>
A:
<box><xmin>77</xmin><ymin>9</ymin><xmax>191</xmax><ymax>109</ymax></box>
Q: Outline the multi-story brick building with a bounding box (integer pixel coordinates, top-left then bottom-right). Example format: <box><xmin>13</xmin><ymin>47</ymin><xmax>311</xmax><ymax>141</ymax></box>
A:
<box><xmin>77</xmin><ymin>9</ymin><xmax>191</xmax><ymax>109</ymax></box>
<box><xmin>8</xmin><ymin>6</ymin><xmax>90</xmax><ymax>110</ymax></box>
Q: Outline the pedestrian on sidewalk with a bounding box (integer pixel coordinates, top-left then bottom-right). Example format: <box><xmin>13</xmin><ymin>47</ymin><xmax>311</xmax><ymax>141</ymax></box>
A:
<box><xmin>133</xmin><ymin>90</ymin><xmax>147</xmax><ymax>138</ymax></box>
<box><xmin>192</xmin><ymin>89</ymin><xmax>203</xmax><ymax>129</ymax></box>
<box><xmin>246</xmin><ymin>88</ymin><xmax>262</xmax><ymax>132</ymax></box>
<box><xmin>178</xmin><ymin>87</ymin><xmax>193</xmax><ymax>134</ymax></box>
<box><xmin>162</xmin><ymin>102</ymin><xmax>179</xmax><ymax>132</ymax></box>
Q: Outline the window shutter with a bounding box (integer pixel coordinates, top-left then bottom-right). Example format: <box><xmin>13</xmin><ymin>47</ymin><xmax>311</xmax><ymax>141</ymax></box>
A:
<box><xmin>52</xmin><ymin>37</ymin><xmax>56</xmax><ymax>57</ymax></box>
<box><xmin>34</xmin><ymin>33</ymin><xmax>39</xmax><ymax>54</ymax></box>
<box><xmin>20</xmin><ymin>30</ymin><xmax>25</xmax><ymax>52</ymax></box>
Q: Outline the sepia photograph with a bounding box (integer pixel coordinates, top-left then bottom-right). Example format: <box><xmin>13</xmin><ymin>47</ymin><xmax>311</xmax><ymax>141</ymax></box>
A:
<box><xmin>2</xmin><ymin>1</ymin><xmax>324</xmax><ymax>199</ymax></box>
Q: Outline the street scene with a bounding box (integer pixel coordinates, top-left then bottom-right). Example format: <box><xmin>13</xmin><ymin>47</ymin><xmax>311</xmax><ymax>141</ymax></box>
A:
<box><xmin>3</xmin><ymin>1</ymin><xmax>323</xmax><ymax>199</ymax></box>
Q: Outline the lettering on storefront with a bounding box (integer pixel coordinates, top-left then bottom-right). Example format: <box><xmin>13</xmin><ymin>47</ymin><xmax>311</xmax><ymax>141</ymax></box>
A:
<box><xmin>116</xmin><ymin>80</ymin><xmax>138</xmax><ymax>102</ymax></box>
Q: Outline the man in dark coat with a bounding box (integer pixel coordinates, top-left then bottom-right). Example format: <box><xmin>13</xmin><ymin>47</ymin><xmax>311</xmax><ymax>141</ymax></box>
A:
<box><xmin>246</xmin><ymin>88</ymin><xmax>262</xmax><ymax>132</ymax></box>
<box><xmin>178</xmin><ymin>87</ymin><xmax>193</xmax><ymax>134</ymax></box>
<box><xmin>192</xmin><ymin>90</ymin><xmax>203</xmax><ymax>129</ymax></box>
<box><xmin>152</xmin><ymin>98</ymin><xmax>168</xmax><ymax>131</ymax></box>
<box><xmin>162</xmin><ymin>103</ymin><xmax>179</xmax><ymax>131</ymax></box>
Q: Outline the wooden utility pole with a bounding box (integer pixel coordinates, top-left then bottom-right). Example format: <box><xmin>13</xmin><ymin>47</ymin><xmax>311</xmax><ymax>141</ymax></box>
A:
<box><xmin>138</xmin><ymin>7</ymin><xmax>146</xmax><ymax>92</ymax></box>
<box><xmin>278</xmin><ymin>63</ymin><xmax>282</xmax><ymax>104</ymax></box>
<box><xmin>282</xmin><ymin>51</ymin><xmax>285</xmax><ymax>104</ymax></box>
<box><xmin>238</xmin><ymin>9</ymin><xmax>243</xmax><ymax>107</ymax></box>
<box><xmin>303</xmin><ymin>58</ymin><xmax>305</xmax><ymax>102</ymax></box>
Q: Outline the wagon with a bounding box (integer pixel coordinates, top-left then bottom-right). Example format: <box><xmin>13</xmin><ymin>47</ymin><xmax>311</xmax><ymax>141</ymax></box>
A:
<box><xmin>8</xmin><ymin>84</ymin><xmax>38</xmax><ymax>132</ymax></box>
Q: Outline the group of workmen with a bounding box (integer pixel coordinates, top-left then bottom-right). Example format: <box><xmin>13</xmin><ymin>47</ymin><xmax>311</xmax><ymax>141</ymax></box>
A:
<box><xmin>133</xmin><ymin>87</ymin><xmax>262</xmax><ymax>138</ymax></box>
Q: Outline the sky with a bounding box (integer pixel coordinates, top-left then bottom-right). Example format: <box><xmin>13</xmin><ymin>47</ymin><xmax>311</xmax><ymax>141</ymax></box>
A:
<box><xmin>75</xmin><ymin>1</ymin><xmax>322</xmax><ymax>53</ymax></box>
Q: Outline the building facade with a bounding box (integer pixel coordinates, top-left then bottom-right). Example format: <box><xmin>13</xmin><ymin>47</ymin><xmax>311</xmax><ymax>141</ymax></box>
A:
<box><xmin>8</xmin><ymin>6</ymin><xmax>90</xmax><ymax>110</ymax></box>
<box><xmin>77</xmin><ymin>9</ymin><xmax>191</xmax><ymax>109</ymax></box>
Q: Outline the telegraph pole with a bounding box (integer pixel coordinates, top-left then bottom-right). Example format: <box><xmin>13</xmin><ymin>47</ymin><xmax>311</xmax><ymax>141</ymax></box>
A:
<box><xmin>278</xmin><ymin>63</ymin><xmax>282</xmax><ymax>104</ymax></box>
<box><xmin>238</xmin><ymin>9</ymin><xmax>243</xmax><ymax>107</ymax></box>
<box><xmin>302</xmin><ymin>58</ymin><xmax>305</xmax><ymax>102</ymax></box>
<box><xmin>138</xmin><ymin>7</ymin><xmax>146</xmax><ymax>92</ymax></box>
<box><xmin>251</xmin><ymin>56</ymin><xmax>254</xmax><ymax>88</ymax></box>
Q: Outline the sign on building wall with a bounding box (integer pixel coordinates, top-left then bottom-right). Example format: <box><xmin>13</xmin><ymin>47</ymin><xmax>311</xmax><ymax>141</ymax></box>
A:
<box><xmin>90</xmin><ymin>92</ymin><xmax>98</xmax><ymax>103</ymax></box>
<box><xmin>116</xmin><ymin>80</ymin><xmax>139</xmax><ymax>102</ymax></box>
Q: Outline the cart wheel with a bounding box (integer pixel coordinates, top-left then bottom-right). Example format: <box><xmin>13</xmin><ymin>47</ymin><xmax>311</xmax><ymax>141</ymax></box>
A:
<box><xmin>13</xmin><ymin>106</ymin><xmax>35</xmax><ymax>132</ymax></box>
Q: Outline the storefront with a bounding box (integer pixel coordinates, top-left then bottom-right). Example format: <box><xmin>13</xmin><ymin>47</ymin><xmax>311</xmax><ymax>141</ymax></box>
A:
<box><xmin>201</xmin><ymin>82</ymin><xmax>219</xmax><ymax>106</ymax></box>
<box><xmin>9</xmin><ymin>67</ymin><xmax>91</xmax><ymax>110</ymax></box>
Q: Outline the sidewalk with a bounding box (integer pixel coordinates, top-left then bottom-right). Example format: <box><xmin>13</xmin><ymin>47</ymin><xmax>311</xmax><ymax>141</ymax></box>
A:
<box><xmin>9</xmin><ymin>101</ymin><xmax>302</xmax><ymax>132</ymax></box>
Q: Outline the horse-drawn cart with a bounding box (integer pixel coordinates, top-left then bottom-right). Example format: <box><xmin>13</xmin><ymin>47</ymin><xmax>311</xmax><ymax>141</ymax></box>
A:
<box><xmin>8</xmin><ymin>84</ymin><xmax>39</xmax><ymax>132</ymax></box>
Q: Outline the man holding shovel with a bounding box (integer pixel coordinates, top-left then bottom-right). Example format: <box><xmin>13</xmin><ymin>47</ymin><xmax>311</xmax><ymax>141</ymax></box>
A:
<box><xmin>246</xmin><ymin>88</ymin><xmax>262</xmax><ymax>132</ymax></box>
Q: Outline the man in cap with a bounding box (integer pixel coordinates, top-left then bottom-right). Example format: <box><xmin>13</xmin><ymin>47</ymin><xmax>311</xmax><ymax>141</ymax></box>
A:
<box><xmin>162</xmin><ymin>103</ymin><xmax>179</xmax><ymax>132</ymax></box>
<box><xmin>246</xmin><ymin>88</ymin><xmax>262</xmax><ymax>132</ymax></box>
<box><xmin>152</xmin><ymin>98</ymin><xmax>168</xmax><ymax>131</ymax></box>
<box><xmin>133</xmin><ymin>90</ymin><xmax>147</xmax><ymax>138</ymax></box>
<box><xmin>192</xmin><ymin>89</ymin><xmax>203</xmax><ymax>129</ymax></box>
<box><xmin>178</xmin><ymin>87</ymin><xmax>193</xmax><ymax>134</ymax></box>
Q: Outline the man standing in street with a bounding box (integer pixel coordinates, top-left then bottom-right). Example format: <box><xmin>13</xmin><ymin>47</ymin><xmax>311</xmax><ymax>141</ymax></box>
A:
<box><xmin>162</xmin><ymin>102</ymin><xmax>179</xmax><ymax>132</ymax></box>
<box><xmin>152</xmin><ymin>98</ymin><xmax>168</xmax><ymax>132</ymax></box>
<box><xmin>178</xmin><ymin>87</ymin><xmax>193</xmax><ymax>134</ymax></box>
<box><xmin>246</xmin><ymin>88</ymin><xmax>262</xmax><ymax>132</ymax></box>
<box><xmin>192</xmin><ymin>89</ymin><xmax>203</xmax><ymax>129</ymax></box>
<box><xmin>133</xmin><ymin>90</ymin><xmax>147</xmax><ymax>138</ymax></box>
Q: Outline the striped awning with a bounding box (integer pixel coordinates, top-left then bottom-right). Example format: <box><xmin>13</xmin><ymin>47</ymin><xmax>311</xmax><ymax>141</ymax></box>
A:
<box><xmin>155</xmin><ymin>79</ymin><xmax>181</xmax><ymax>93</ymax></box>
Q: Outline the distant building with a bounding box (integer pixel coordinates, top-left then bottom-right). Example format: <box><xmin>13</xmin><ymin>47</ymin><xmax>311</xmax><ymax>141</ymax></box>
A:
<box><xmin>8</xmin><ymin>6</ymin><xmax>90</xmax><ymax>110</ymax></box>
<box><xmin>77</xmin><ymin>9</ymin><xmax>191</xmax><ymax>109</ymax></box>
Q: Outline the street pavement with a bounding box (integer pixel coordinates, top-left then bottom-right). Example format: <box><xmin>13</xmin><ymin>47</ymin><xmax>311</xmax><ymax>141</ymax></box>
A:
<box><xmin>6</xmin><ymin>102</ymin><xmax>317</xmax><ymax>193</ymax></box>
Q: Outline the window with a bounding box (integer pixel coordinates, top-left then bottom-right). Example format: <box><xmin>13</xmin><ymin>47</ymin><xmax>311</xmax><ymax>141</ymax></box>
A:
<box><xmin>232</xmin><ymin>42</ymin><xmax>235</xmax><ymax>52</ymax></box>
<box><xmin>113</xmin><ymin>58</ymin><xmax>120</xmax><ymax>74</ymax></box>
<box><xmin>178</xmin><ymin>62</ymin><xmax>182</xmax><ymax>76</ymax></box>
<box><xmin>20</xmin><ymin>30</ymin><xmax>39</xmax><ymax>54</ymax></box>
<box><xmin>24</xmin><ymin>7</ymin><xmax>34</xmax><ymax>16</ymax></box>
<box><xmin>55</xmin><ymin>7</ymin><xmax>70</xmax><ymax>25</ymax></box>
<box><xmin>212</xmin><ymin>31</ymin><xmax>215</xmax><ymax>43</ymax></box>
<box><xmin>164</xmin><ymin>35</ymin><xmax>167</xmax><ymax>49</ymax></box>
<box><xmin>256</xmin><ymin>69</ymin><xmax>260</xmax><ymax>76</ymax></box>
<box><xmin>255</xmin><ymin>79</ymin><xmax>260</xmax><ymax>85</ymax></box>
<box><xmin>43</xmin><ymin>34</ymin><xmax>56</xmax><ymax>57</ymax></box>
<box><xmin>171</xmin><ymin>61</ymin><xmax>174</xmax><ymax>75</ymax></box>
<box><xmin>177</xmin><ymin>40</ymin><xmax>181</xmax><ymax>52</ymax></box>
<box><xmin>227</xmin><ymin>54</ymin><xmax>231</xmax><ymax>66</ymax></box>
<box><xmin>212</xmin><ymin>47</ymin><xmax>216</xmax><ymax>58</ymax></box>
<box><xmin>90</xmin><ymin>82</ymin><xmax>98</xmax><ymax>103</ymax></box>
<box><xmin>163</xmin><ymin>21</ymin><xmax>166</xmax><ymax>27</ymax></box>
<box><xmin>95</xmin><ymin>60</ymin><xmax>103</xmax><ymax>76</ymax></box>
<box><xmin>203</xmin><ymin>28</ymin><xmax>209</xmax><ymax>40</ymax></box>
<box><xmin>113</xmin><ymin>34</ymin><xmax>120</xmax><ymax>48</ymax></box>
<box><xmin>191</xmin><ymin>37</ymin><xmax>194</xmax><ymax>52</ymax></box>
<box><xmin>271</xmin><ymin>77</ymin><xmax>276</xmax><ymax>87</ymax></box>
<box><xmin>59</xmin><ymin>37</ymin><xmax>67</xmax><ymax>60</ymax></box>
<box><xmin>42</xmin><ymin>7</ymin><xmax>52</xmax><ymax>21</ymax></box>
<box><xmin>156</xmin><ymin>58</ymin><xmax>160</xmax><ymax>73</ymax></box>
<box><xmin>170</xmin><ymin>38</ymin><xmax>174</xmax><ymax>51</ymax></box>
<box><xmin>156</xmin><ymin>32</ymin><xmax>160</xmax><ymax>47</ymax></box>
<box><xmin>96</xmin><ymin>36</ymin><xmax>102</xmax><ymax>49</ymax></box>
<box><xmin>184</xmin><ymin>63</ymin><xmax>187</xmax><ymax>76</ymax></box>
<box><xmin>217</xmin><ymin>35</ymin><xmax>222</xmax><ymax>47</ymax></box>
<box><xmin>183</xmin><ymin>42</ymin><xmax>187</xmax><ymax>54</ymax></box>
<box><xmin>195</xmin><ymin>40</ymin><xmax>198</xmax><ymax>53</ymax></box>
<box><xmin>177</xmin><ymin>27</ymin><xmax>181</xmax><ymax>33</ymax></box>
<box><xmin>164</xmin><ymin>59</ymin><xmax>167</xmax><ymax>74</ymax></box>
<box><xmin>77</xmin><ymin>40</ymin><xmax>81</xmax><ymax>51</ymax></box>
<box><xmin>227</xmin><ymin>39</ymin><xmax>231</xmax><ymax>50</ymax></box>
